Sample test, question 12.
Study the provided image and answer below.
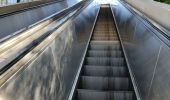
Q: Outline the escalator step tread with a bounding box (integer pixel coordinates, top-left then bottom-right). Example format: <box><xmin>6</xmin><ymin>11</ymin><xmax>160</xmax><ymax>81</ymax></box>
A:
<box><xmin>90</xmin><ymin>40</ymin><xmax>119</xmax><ymax>45</ymax></box>
<box><xmin>92</xmin><ymin>36</ymin><xmax>118</xmax><ymax>38</ymax></box>
<box><xmin>94</xmin><ymin>29</ymin><xmax>116</xmax><ymax>31</ymax></box>
<box><xmin>88</xmin><ymin>50</ymin><xmax>122</xmax><ymax>57</ymax></box>
<box><xmin>89</xmin><ymin>41</ymin><xmax>121</xmax><ymax>50</ymax></box>
<box><xmin>93</xmin><ymin>35</ymin><xmax>117</xmax><ymax>37</ymax></box>
<box><xmin>92</xmin><ymin>38</ymin><xmax>118</xmax><ymax>41</ymax></box>
<box><xmin>77</xmin><ymin>89</ymin><xmax>135</xmax><ymax>100</ymax></box>
<box><xmin>86</xmin><ymin>57</ymin><xmax>125</xmax><ymax>66</ymax></box>
<box><xmin>79</xmin><ymin>76</ymin><xmax>131</xmax><ymax>91</ymax></box>
<box><xmin>89</xmin><ymin>45</ymin><xmax>121</xmax><ymax>50</ymax></box>
<box><xmin>83</xmin><ymin>65</ymin><xmax>127</xmax><ymax>77</ymax></box>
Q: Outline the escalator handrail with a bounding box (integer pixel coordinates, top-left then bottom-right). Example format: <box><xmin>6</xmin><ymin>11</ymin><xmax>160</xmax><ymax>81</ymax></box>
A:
<box><xmin>0</xmin><ymin>0</ymin><xmax>92</xmax><ymax>88</ymax></box>
<box><xmin>0</xmin><ymin>0</ymin><xmax>88</xmax><ymax>75</ymax></box>
<box><xmin>119</xmin><ymin>0</ymin><xmax>170</xmax><ymax>48</ymax></box>
<box><xmin>0</xmin><ymin>0</ymin><xmax>85</xmax><ymax>43</ymax></box>
<box><xmin>0</xmin><ymin>0</ymin><xmax>63</xmax><ymax>17</ymax></box>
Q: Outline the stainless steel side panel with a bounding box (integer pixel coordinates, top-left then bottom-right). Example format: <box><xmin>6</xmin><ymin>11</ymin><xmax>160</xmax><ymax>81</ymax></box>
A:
<box><xmin>0</xmin><ymin>1</ymin><xmax>67</xmax><ymax>40</ymax></box>
<box><xmin>66</xmin><ymin>0</ymin><xmax>82</xmax><ymax>6</ymax></box>
<box><xmin>111</xmin><ymin>1</ymin><xmax>170</xmax><ymax>100</ymax></box>
<box><xmin>0</xmin><ymin>1</ymin><xmax>99</xmax><ymax>100</ymax></box>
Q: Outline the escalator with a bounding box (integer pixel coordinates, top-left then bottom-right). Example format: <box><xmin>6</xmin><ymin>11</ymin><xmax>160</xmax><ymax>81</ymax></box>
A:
<box><xmin>72</xmin><ymin>5</ymin><xmax>137</xmax><ymax>100</ymax></box>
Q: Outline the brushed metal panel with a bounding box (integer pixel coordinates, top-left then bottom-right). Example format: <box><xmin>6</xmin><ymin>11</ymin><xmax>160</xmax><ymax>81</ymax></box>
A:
<box><xmin>0</xmin><ymin>2</ymin><xmax>99</xmax><ymax>100</ymax></box>
<box><xmin>126</xmin><ymin>22</ymin><xmax>162</xmax><ymax>100</ymax></box>
<box><xmin>112</xmin><ymin>1</ymin><xmax>164</xmax><ymax>100</ymax></box>
<box><xmin>148</xmin><ymin>44</ymin><xmax>170</xmax><ymax>100</ymax></box>
<box><xmin>66</xmin><ymin>0</ymin><xmax>82</xmax><ymax>6</ymax></box>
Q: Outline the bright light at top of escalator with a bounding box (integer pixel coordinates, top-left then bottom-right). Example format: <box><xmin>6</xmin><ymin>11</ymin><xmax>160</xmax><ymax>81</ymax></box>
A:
<box><xmin>94</xmin><ymin>0</ymin><xmax>118</xmax><ymax>5</ymax></box>
<box><xmin>0</xmin><ymin>96</ymin><xmax>5</xmax><ymax>100</ymax></box>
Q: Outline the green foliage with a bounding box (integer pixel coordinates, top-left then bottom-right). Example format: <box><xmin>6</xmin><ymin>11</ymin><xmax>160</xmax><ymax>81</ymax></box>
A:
<box><xmin>155</xmin><ymin>0</ymin><xmax>170</xmax><ymax>4</ymax></box>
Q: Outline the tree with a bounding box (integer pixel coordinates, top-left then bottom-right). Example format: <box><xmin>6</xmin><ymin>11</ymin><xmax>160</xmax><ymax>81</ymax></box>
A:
<box><xmin>155</xmin><ymin>0</ymin><xmax>170</xmax><ymax>4</ymax></box>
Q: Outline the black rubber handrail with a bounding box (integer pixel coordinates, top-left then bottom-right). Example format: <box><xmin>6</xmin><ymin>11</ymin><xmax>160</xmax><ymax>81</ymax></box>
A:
<box><xmin>0</xmin><ymin>0</ymin><xmax>89</xmax><ymax>75</ymax></box>
<box><xmin>0</xmin><ymin>0</ymin><xmax>85</xmax><ymax>43</ymax></box>
<box><xmin>119</xmin><ymin>0</ymin><xmax>170</xmax><ymax>47</ymax></box>
<box><xmin>0</xmin><ymin>0</ymin><xmax>63</xmax><ymax>18</ymax></box>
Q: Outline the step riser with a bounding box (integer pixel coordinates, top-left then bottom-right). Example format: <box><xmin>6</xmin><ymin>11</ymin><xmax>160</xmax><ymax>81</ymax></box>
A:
<box><xmin>86</xmin><ymin>58</ymin><xmax>125</xmax><ymax>66</ymax></box>
<box><xmin>90</xmin><ymin>41</ymin><xmax>120</xmax><ymax>45</ymax></box>
<box><xmin>92</xmin><ymin>38</ymin><xmax>118</xmax><ymax>40</ymax></box>
<box><xmin>89</xmin><ymin>45</ymin><xmax>121</xmax><ymax>50</ymax></box>
<box><xmin>88</xmin><ymin>51</ymin><xmax>122</xmax><ymax>57</ymax></box>
<box><xmin>77</xmin><ymin>90</ymin><xmax>135</xmax><ymax>100</ymax></box>
<box><xmin>83</xmin><ymin>66</ymin><xmax>127</xmax><ymax>77</ymax></box>
<box><xmin>93</xmin><ymin>34</ymin><xmax>117</xmax><ymax>36</ymax></box>
<box><xmin>80</xmin><ymin>77</ymin><xmax>130</xmax><ymax>91</ymax></box>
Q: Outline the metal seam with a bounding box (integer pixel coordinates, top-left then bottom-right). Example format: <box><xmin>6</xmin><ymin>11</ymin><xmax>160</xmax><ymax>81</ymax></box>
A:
<box><xmin>147</xmin><ymin>44</ymin><xmax>162</xmax><ymax>100</ymax></box>
<box><xmin>132</xmin><ymin>21</ymin><xmax>137</xmax><ymax>41</ymax></box>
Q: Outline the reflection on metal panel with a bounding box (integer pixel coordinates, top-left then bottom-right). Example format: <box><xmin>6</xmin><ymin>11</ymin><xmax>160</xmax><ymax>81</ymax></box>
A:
<box><xmin>66</xmin><ymin>0</ymin><xmax>82</xmax><ymax>6</ymax></box>
<box><xmin>0</xmin><ymin>1</ymin><xmax>99</xmax><ymax>100</ymax></box>
<box><xmin>112</xmin><ymin>0</ymin><xmax>170</xmax><ymax>100</ymax></box>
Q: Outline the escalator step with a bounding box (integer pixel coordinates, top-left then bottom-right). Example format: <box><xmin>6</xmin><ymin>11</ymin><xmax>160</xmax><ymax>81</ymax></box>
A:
<box><xmin>93</xmin><ymin>34</ymin><xmax>117</xmax><ymax>37</ymax></box>
<box><xmin>79</xmin><ymin>76</ymin><xmax>130</xmax><ymax>91</ymax></box>
<box><xmin>89</xmin><ymin>45</ymin><xmax>120</xmax><ymax>49</ymax></box>
<box><xmin>92</xmin><ymin>37</ymin><xmax>118</xmax><ymax>40</ymax></box>
<box><xmin>94</xmin><ymin>29</ymin><xmax>116</xmax><ymax>32</ymax></box>
<box><xmin>94</xmin><ymin>28</ymin><xmax>113</xmax><ymax>30</ymax></box>
<box><xmin>88</xmin><ymin>50</ymin><xmax>122</xmax><ymax>57</ymax></box>
<box><xmin>89</xmin><ymin>41</ymin><xmax>120</xmax><ymax>50</ymax></box>
<box><xmin>83</xmin><ymin>65</ymin><xmax>127</xmax><ymax>77</ymax></box>
<box><xmin>92</xmin><ymin>35</ymin><xmax>116</xmax><ymax>38</ymax></box>
<box><xmin>94</xmin><ymin>30</ymin><xmax>115</xmax><ymax>33</ymax></box>
<box><xmin>95</xmin><ymin>24</ymin><xmax>114</xmax><ymax>26</ymax></box>
<box><xmin>77</xmin><ymin>89</ymin><xmax>135</xmax><ymax>100</ymax></box>
<box><xmin>89</xmin><ymin>45</ymin><xmax>121</xmax><ymax>51</ymax></box>
<box><xmin>94</xmin><ymin>25</ymin><xmax>114</xmax><ymax>27</ymax></box>
<box><xmin>86</xmin><ymin>57</ymin><xmax>125</xmax><ymax>66</ymax></box>
<box><xmin>90</xmin><ymin>40</ymin><xmax>119</xmax><ymax>45</ymax></box>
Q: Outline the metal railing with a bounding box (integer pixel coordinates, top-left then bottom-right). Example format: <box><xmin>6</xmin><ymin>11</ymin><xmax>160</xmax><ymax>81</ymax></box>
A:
<box><xmin>0</xmin><ymin>0</ymin><xmax>33</xmax><ymax>6</ymax></box>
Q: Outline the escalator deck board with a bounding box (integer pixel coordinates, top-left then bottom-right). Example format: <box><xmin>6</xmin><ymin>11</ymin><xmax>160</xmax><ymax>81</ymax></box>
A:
<box><xmin>73</xmin><ymin>6</ymin><xmax>136</xmax><ymax>100</ymax></box>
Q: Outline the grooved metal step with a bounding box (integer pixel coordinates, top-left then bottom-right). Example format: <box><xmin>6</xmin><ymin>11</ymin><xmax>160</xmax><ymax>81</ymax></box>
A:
<box><xmin>92</xmin><ymin>36</ymin><xmax>116</xmax><ymax>38</ymax></box>
<box><xmin>94</xmin><ymin>31</ymin><xmax>116</xmax><ymax>33</ymax></box>
<box><xmin>77</xmin><ymin>89</ymin><xmax>135</xmax><ymax>100</ymax></box>
<box><xmin>86</xmin><ymin>57</ymin><xmax>125</xmax><ymax>66</ymax></box>
<box><xmin>88</xmin><ymin>50</ymin><xmax>122</xmax><ymax>57</ymax></box>
<box><xmin>93</xmin><ymin>34</ymin><xmax>117</xmax><ymax>37</ymax></box>
<box><xmin>89</xmin><ymin>41</ymin><xmax>121</xmax><ymax>50</ymax></box>
<box><xmin>90</xmin><ymin>40</ymin><xmax>119</xmax><ymax>44</ymax></box>
<box><xmin>92</xmin><ymin>37</ymin><xmax>118</xmax><ymax>40</ymax></box>
<box><xmin>83</xmin><ymin>65</ymin><xmax>128</xmax><ymax>77</ymax></box>
<box><xmin>79</xmin><ymin>76</ymin><xmax>131</xmax><ymax>91</ymax></box>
